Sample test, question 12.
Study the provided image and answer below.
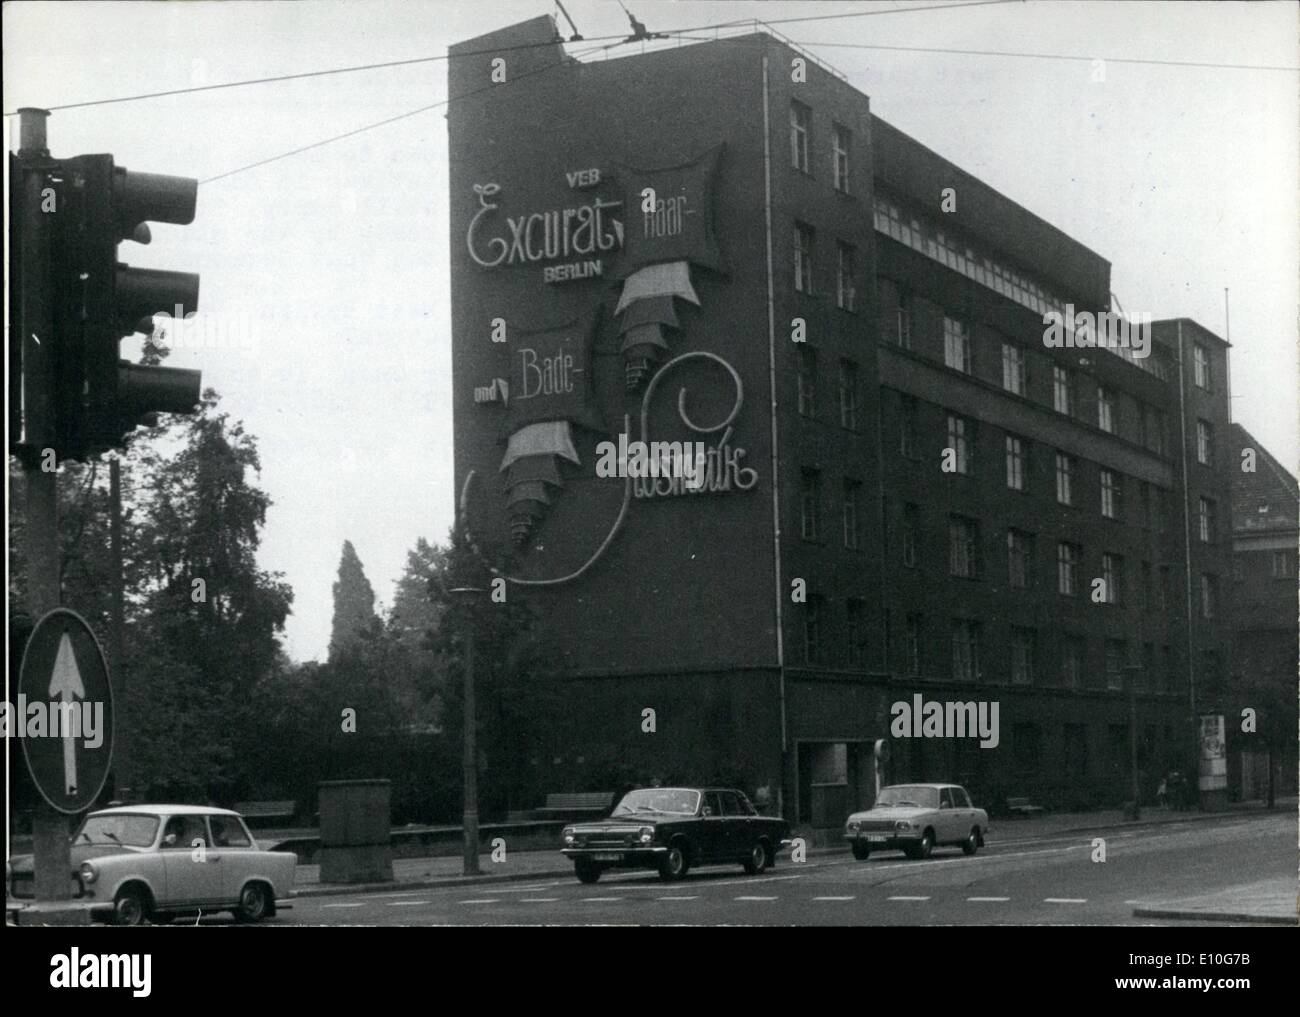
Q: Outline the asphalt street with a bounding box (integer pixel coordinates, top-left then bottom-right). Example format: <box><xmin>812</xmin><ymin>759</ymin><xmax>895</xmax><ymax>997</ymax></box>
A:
<box><xmin>249</xmin><ymin>812</ymin><xmax>1293</xmax><ymax>926</ymax></box>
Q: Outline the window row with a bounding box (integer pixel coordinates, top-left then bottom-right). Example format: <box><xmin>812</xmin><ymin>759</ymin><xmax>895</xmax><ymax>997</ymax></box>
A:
<box><xmin>794</xmin><ymin>221</ymin><xmax>857</xmax><ymax>310</ymax></box>
<box><xmin>790</xmin><ymin>101</ymin><xmax>853</xmax><ymax>194</ymax></box>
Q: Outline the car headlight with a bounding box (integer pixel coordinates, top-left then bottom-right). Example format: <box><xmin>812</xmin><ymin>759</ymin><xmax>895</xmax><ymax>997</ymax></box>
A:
<box><xmin>638</xmin><ymin>826</ymin><xmax>654</xmax><ymax>845</ymax></box>
<box><xmin>846</xmin><ymin>820</ymin><xmax>860</xmax><ymax>833</ymax></box>
<box><xmin>562</xmin><ymin>827</ymin><xmax>576</xmax><ymax>846</ymax></box>
<box><xmin>79</xmin><ymin>861</ymin><xmax>98</xmax><ymax>884</ymax></box>
<box><xmin>895</xmin><ymin>820</ymin><xmax>914</xmax><ymax>831</ymax></box>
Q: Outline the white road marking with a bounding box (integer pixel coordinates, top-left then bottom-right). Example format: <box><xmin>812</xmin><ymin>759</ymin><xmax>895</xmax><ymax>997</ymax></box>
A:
<box><xmin>582</xmin><ymin>897</ymin><xmax>623</xmax><ymax>902</ymax></box>
<box><xmin>386</xmin><ymin>900</ymin><xmax>432</xmax><ymax>907</ymax></box>
<box><xmin>657</xmin><ymin>896</ymin><xmax>699</xmax><ymax>901</ymax></box>
<box><xmin>359</xmin><ymin>890</ymin><xmax>425</xmax><ymax>898</ymax></box>
<box><xmin>458</xmin><ymin>899</ymin><xmax>500</xmax><ymax>905</ymax></box>
<box><xmin>967</xmin><ymin>896</ymin><xmax>1010</xmax><ymax>902</ymax></box>
<box><xmin>1044</xmin><ymin>898</ymin><xmax>1087</xmax><ymax>904</ymax></box>
<box><xmin>815</xmin><ymin>896</ymin><xmax>857</xmax><ymax>901</ymax></box>
<box><xmin>888</xmin><ymin>895</ymin><xmax>931</xmax><ymax>901</ymax></box>
<box><xmin>518</xmin><ymin>897</ymin><xmax>560</xmax><ymax>903</ymax></box>
<box><xmin>734</xmin><ymin>895</ymin><xmax>777</xmax><ymax>901</ymax></box>
<box><xmin>321</xmin><ymin>902</ymin><xmax>366</xmax><ymax>908</ymax></box>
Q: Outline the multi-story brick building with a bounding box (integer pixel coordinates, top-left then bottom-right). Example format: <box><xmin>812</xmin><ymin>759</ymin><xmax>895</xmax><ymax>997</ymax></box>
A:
<box><xmin>1228</xmin><ymin>423</ymin><xmax>1298</xmax><ymax>800</ymax></box>
<box><xmin>448</xmin><ymin>17</ymin><xmax>1238</xmax><ymax>824</ymax></box>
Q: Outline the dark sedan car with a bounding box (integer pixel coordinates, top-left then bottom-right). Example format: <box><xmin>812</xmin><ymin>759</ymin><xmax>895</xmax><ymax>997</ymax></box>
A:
<box><xmin>560</xmin><ymin>787</ymin><xmax>790</xmax><ymax>883</ymax></box>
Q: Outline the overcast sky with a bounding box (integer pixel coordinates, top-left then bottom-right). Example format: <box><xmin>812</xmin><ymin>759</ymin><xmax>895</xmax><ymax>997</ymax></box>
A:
<box><xmin>6</xmin><ymin>0</ymin><xmax>1297</xmax><ymax>662</ymax></box>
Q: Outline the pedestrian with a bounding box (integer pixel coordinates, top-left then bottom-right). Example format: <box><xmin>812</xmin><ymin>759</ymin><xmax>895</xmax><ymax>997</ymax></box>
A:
<box><xmin>1156</xmin><ymin>775</ymin><xmax>1168</xmax><ymax>809</ymax></box>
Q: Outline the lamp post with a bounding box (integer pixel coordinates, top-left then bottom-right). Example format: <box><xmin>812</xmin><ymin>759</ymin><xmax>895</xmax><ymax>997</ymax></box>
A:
<box><xmin>449</xmin><ymin>585</ymin><xmax>486</xmax><ymax>875</ymax></box>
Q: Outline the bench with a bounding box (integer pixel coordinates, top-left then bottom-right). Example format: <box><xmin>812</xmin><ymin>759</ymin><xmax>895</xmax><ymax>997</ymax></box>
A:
<box><xmin>535</xmin><ymin>792</ymin><xmax>615</xmax><ymax>817</ymax></box>
<box><xmin>1005</xmin><ymin>796</ymin><xmax>1045</xmax><ymax>817</ymax></box>
<box><xmin>234</xmin><ymin>800</ymin><xmax>297</xmax><ymax>825</ymax></box>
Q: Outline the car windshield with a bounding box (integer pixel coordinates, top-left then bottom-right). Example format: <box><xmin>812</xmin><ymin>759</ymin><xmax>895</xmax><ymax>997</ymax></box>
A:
<box><xmin>612</xmin><ymin>789</ymin><xmax>701</xmax><ymax>816</ymax></box>
<box><xmin>875</xmin><ymin>786</ymin><xmax>940</xmax><ymax>809</ymax></box>
<box><xmin>75</xmin><ymin>814</ymin><xmax>160</xmax><ymax>848</ymax></box>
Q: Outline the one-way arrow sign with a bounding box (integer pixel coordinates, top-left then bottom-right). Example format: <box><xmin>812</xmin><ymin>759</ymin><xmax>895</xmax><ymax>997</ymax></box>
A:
<box><xmin>18</xmin><ymin>609</ymin><xmax>114</xmax><ymax>814</ymax></box>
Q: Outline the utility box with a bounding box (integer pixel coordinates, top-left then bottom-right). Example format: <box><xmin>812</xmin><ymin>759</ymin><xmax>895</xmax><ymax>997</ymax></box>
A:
<box><xmin>318</xmin><ymin>779</ymin><xmax>393</xmax><ymax>883</ymax></box>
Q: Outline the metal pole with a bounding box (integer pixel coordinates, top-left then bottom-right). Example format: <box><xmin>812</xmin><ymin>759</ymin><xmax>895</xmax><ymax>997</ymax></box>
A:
<box><xmin>15</xmin><ymin>107</ymin><xmax>74</xmax><ymax>900</ymax></box>
<box><xmin>462</xmin><ymin>608</ymin><xmax>481</xmax><ymax>875</ymax></box>
<box><xmin>1127</xmin><ymin>666</ymin><xmax>1141</xmax><ymax>820</ymax></box>
<box><xmin>110</xmin><ymin>456</ymin><xmax>129</xmax><ymax>800</ymax></box>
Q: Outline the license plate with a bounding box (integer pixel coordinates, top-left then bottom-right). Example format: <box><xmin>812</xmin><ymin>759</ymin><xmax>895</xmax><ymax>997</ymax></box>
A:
<box><xmin>867</xmin><ymin>835</ymin><xmax>888</xmax><ymax>843</ymax></box>
<box><xmin>592</xmin><ymin>852</ymin><xmax>622</xmax><ymax>862</ymax></box>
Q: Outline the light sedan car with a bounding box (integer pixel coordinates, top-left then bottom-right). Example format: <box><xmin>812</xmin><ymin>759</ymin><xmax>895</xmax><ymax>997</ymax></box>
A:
<box><xmin>844</xmin><ymin>783</ymin><xmax>989</xmax><ymax>860</ymax></box>
<box><xmin>7</xmin><ymin>804</ymin><xmax>297</xmax><ymax>925</ymax></box>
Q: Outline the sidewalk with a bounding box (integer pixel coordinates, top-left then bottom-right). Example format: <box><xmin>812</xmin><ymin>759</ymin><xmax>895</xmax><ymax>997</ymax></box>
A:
<box><xmin>292</xmin><ymin>797</ymin><xmax>1293</xmax><ymax>899</ymax></box>
<box><xmin>1132</xmin><ymin>879</ymin><xmax>1298</xmax><ymax>926</ymax></box>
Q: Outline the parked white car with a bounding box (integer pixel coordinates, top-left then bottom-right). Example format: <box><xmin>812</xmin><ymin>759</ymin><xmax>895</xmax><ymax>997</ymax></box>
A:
<box><xmin>7</xmin><ymin>804</ymin><xmax>296</xmax><ymax>925</ymax></box>
<box><xmin>844</xmin><ymin>783</ymin><xmax>989</xmax><ymax>860</ymax></box>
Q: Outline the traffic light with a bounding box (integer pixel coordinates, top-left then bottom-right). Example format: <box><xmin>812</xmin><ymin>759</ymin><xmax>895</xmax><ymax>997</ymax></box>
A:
<box><xmin>49</xmin><ymin>154</ymin><xmax>202</xmax><ymax>460</ymax></box>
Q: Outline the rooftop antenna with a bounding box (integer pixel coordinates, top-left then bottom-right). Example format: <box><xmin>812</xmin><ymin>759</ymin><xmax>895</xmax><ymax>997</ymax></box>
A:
<box><xmin>618</xmin><ymin>1</ymin><xmax>667</xmax><ymax>42</ymax></box>
<box><xmin>555</xmin><ymin>1</ymin><xmax>584</xmax><ymax>42</ymax></box>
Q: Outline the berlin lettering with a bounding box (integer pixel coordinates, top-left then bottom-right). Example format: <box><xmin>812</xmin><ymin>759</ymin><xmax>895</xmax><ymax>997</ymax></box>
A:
<box><xmin>467</xmin><ymin>181</ymin><xmax>624</xmax><ymax>272</ymax></box>
<box><xmin>517</xmin><ymin>346</ymin><xmax>580</xmax><ymax>400</ymax></box>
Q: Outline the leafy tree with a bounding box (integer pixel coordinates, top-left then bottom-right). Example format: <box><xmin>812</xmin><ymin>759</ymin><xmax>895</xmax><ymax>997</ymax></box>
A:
<box><xmin>328</xmin><ymin>540</ymin><xmax>379</xmax><ymax>662</ymax></box>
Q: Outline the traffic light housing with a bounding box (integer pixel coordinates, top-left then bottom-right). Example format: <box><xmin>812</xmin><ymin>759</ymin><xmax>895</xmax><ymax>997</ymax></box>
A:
<box><xmin>42</xmin><ymin>154</ymin><xmax>202</xmax><ymax>461</ymax></box>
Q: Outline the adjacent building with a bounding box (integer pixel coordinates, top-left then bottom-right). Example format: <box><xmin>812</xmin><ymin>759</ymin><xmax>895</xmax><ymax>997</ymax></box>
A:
<box><xmin>448</xmin><ymin>17</ymin><xmax>1245</xmax><ymax>826</ymax></box>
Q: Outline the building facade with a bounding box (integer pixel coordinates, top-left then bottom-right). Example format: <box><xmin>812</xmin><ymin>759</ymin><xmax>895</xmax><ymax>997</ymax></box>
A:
<box><xmin>448</xmin><ymin>17</ymin><xmax>1238</xmax><ymax>825</ymax></box>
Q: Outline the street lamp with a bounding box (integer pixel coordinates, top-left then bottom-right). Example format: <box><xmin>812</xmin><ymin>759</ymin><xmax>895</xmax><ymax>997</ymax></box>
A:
<box><xmin>449</xmin><ymin>585</ymin><xmax>486</xmax><ymax>876</ymax></box>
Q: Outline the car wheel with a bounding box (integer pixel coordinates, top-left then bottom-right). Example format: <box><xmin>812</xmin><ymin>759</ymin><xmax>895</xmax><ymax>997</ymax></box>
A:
<box><xmin>962</xmin><ymin>827</ymin><xmax>980</xmax><ymax>856</ymax></box>
<box><xmin>743</xmin><ymin>841</ymin><xmax>768</xmax><ymax>875</ymax></box>
<box><xmin>112</xmin><ymin>887</ymin><xmax>149</xmax><ymax>927</ymax></box>
<box><xmin>658</xmin><ymin>843</ymin><xmax>690</xmax><ymax>881</ymax></box>
<box><xmin>851</xmin><ymin>842</ymin><xmax>871</xmax><ymax>861</ymax></box>
<box><xmin>574</xmin><ymin>860</ymin><xmax>601</xmax><ymax>884</ymax></box>
<box><xmin>234</xmin><ymin>882</ymin><xmax>270</xmax><ymax>922</ymax></box>
<box><xmin>915</xmin><ymin>829</ymin><xmax>934</xmax><ymax>860</ymax></box>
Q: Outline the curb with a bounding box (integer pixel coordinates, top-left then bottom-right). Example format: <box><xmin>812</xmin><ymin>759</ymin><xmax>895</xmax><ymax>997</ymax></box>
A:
<box><xmin>1131</xmin><ymin>906</ymin><xmax>1297</xmax><ymax>927</ymax></box>
<box><xmin>294</xmin><ymin>867</ymin><xmax>576</xmax><ymax>898</ymax></box>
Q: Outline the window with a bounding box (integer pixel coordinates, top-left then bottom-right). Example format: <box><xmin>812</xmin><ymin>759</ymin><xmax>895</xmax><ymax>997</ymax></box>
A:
<box><xmin>899</xmin><ymin>395</ymin><xmax>918</xmax><ymax>458</ymax></box>
<box><xmin>952</xmin><ymin>620</ymin><xmax>981</xmax><ymax>681</ymax></box>
<box><xmin>949</xmin><ymin>515</ymin><xmax>980</xmax><ymax>579</ymax></box>
<box><xmin>879</xmin><ymin>282</ymin><xmax>911</xmax><ymax>348</ymax></box>
<box><xmin>1105</xmin><ymin>640</ymin><xmax>1126</xmax><ymax>690</ymax></box>
<box><xmin>948</xmin><ymin>414</ymin><xmax>972</xmax><ymax>475</ymax></box>
<box><xmin>1001</xmin><ymin>343</ymin><xmax>1026</xmax><ymax>395</ymax></box>
<box><xmin>1059</xmin><ymin>635</ymin><xmax>1083</xmax><ymax>689</ymax></box>
<box><xmin>210</xmin><ymin>815</ymin><xmax>252</xmax><ymax>848</ymax></box>
<box><xmin>832</xmin><ymin>123</ymin><xmax>851</xmax><ymax>193</ymax></box>
<box><xmin>1201</xmin><ymin>573</ymin><xmax>1217</xmax><ymax>618</ymax></box>
<box><xmin>1157</xmin><ymin>565</ymin><xmax>1170</xmax><ymax>611</ymax></box>
<box><xmin>904</xmin><ymin>614</ymin><xmax>922</xmax><ymax>675</ymax></box>
<box><xmin>1007</xmin><ymin>529</ymin><xmax>1032</xmax><ymax>589</ymax></box>
<box><xmin>1005</xmin><ymin>435</ymin><xmax>1026</xmax><ymax>491</ymax></box>
<box><xmin>1102</xmin><ymin>552</ymin><xmax>1124</xmax><ymax>604</ymax></box>
<box><xmin>901</xmin><ymin>503</ymin><xmax>919</xmax><ymax>567</ymax></box>
<box><xmin>1198</xmin><ymin>497</ymin><xmax>1215</xmax><ymax>543</ymax></box>
<box><xmin>1196</xmin><ymin>419</ymin><xmax>1213</xmax><ymax>465</ymax></box>
<box><xmin>1141</xmin><ymin>643</ymin><xmax>1155</xmax><ymax>693</ymax></box>
<box><xmin>1057</xmin><ymin>541</ymin><xmax>1079</xmax><ymax>596</ymax></box>
<box><xmin>1273</xmin><ymin>551</ymin><xmax>1292</xmax><ymax>578</ymax></box>
<box><xmin>846</xmin><ymin>598</ymin><xmax>865</xmax><ymax>666</ymax></box>
<box><xmin>790</xmin><ymin>101</ymin><xmax>810</xmax><ymax>172</ymax></box>
<box><xmin>838</xmin><ymin>358</ymin><xmax>858</xmax><ymax>430</ymax></box>
<box><xmin>1053</xmin><ymin>365</ymin><xmax>1073</xmax><ymax>415</ymax></box>
<box><xmin>1143</xmin><ymin>404</ymin><xmax>1166</xmax><ymax>455</ymax></box>
<box><xmin>162</xmin><ymin>815</ymin><xmax>209</xmax><ymax>850</ymax></box>
<box><xmin>944</xmin><ymin>316</ymin><xmax>971</xmax><ymax>374</ymax></box>
<box><xmin>1011</xmin><ymin>627</ymin><xmax>1036</xmax><ymax>684</ymax></box>
<box><xmin>794</xmin><ymin>221</ymin><xmax>814</xmax><ymax>293</ymax></box>
<box><xmin>843</xmin><ymin>479</ymin><xmax>862</xmax><ymax>550</ymax></box>
<box><xmin>1193</xmin><ymin>343</ymin><xmax>1210</xmax><ymax>389</ymax></box>
<box><xmin>1055</xmin><ymin>452</ymin><xmax>1074</xmax><ymax>505</ymax></box>
<box><xmin>800</xmin><ymin>469</ymin><xmax>821</xmax><ymax>541</ymax></box>
<box><xmin>1101</xmin><ymin>469</ymin><xmax>1122</xmax><ymax>520</ymax></box>
<box><xmin>1097</xmin><ymin>385</ymin><xmax>1114</xmax><ymax>433</ymax></box>
<box><xmin>804</xmin><ymin>594</ymin><xmax>823</xmax><ymax>663</ymax></box>
<box><xmin>797</xmin><ymin>347</ymin><xmax>816</xmax><ymax>418</ymax></box>
<box><xmin>836</xmin><ymin>242</ymin><xmax>856</xmax><ymax>311</ymax></box>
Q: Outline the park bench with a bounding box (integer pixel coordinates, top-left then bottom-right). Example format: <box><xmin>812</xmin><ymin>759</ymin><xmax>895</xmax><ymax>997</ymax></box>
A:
<box><xmin>234</xmin><ymin>800</ymin><xmax>297</xmax><ymax>825</ymax></box>
<box><xmin>535</xmin><ymin>792</ymin><xmax>615</xmax><ymax>818</ymax></box>
<box><xmin>1005</xmin><ymin>795</ymin><xmax>1045</xmax><ymax>817</ymax></box>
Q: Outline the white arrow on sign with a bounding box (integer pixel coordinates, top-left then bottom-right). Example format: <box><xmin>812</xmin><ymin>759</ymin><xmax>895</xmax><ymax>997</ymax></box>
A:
<box><xmin>49</xmin><ymin>633</ymin><xmax>85</xmax><ymax>796</ymax></box>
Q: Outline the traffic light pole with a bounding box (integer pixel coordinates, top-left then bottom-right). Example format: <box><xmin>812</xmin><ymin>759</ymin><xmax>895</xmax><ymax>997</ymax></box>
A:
<box><xmin>13</xmin><ymin>108</ymin><xmax>76</xmax><ymax>904</ymax></box>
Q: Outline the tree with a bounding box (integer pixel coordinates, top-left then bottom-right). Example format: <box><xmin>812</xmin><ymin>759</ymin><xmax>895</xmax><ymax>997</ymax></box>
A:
<box><xmin>328</xmin><ymin>540</ymin><xmax>379</xmax><ymax>662</ymax></box>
